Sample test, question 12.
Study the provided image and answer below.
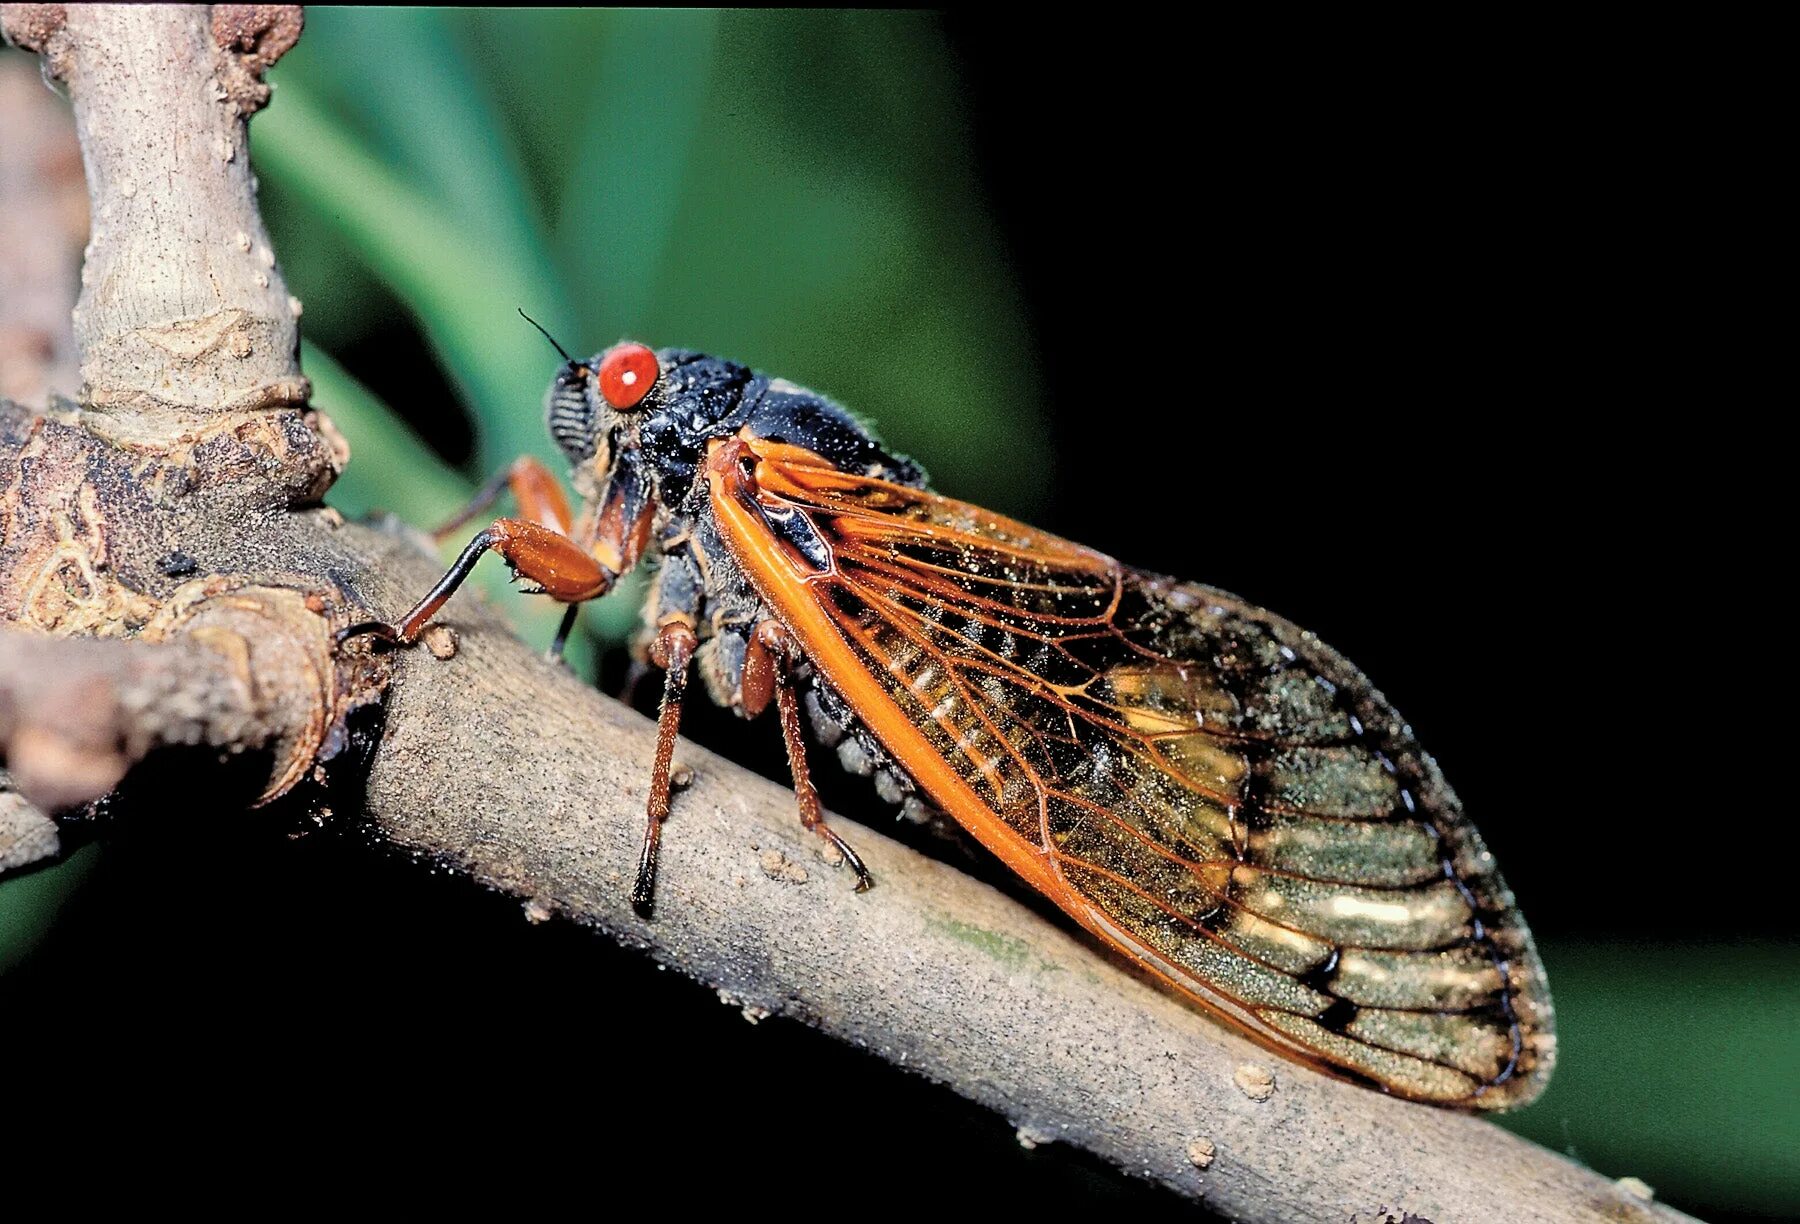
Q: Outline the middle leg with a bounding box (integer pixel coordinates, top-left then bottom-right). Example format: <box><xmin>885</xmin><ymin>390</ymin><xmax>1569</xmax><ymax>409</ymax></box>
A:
<box><xmin>632</xmin><ymin>617</ymin><xmax>699</xmax><ymax>918</ymax></box>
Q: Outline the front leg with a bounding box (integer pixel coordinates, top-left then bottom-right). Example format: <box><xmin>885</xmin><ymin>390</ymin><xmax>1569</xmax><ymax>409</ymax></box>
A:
<box><xmin>342</xmin><ymin>455</ymin><xmax>653</xmax><ymax>654</ymax></box>
<box><xmin>427</xmin><ymin>456</ymin><xmax>587</xmax><ymax>662</ymax></box>
<box><xmin>340</xmin><ymin>518</ymin><xmax>615</xmax><ymax>649</ymax></box>
<box><xmin>433</xmin><ymin>455</ymin><xmax>575</xmax><ymax>539</ymax></box>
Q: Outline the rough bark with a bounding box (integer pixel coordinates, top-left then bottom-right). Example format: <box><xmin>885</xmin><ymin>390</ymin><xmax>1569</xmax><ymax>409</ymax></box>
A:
<box><xmin>0</xmin><ymin>590</ymin><xmax>344</xmax><ymax>809</ymax></box>
<box><xmin>0</xmin><ymin>8</ymin><xmax>1698</xmax><ymax>1222</ymax></box>
<box><xmin>9</xmin><ymin>3</ymin><xmax>308</xmax><ymax>434</ymax></box>
<box><xmin>0</xmin><ymin>4</ymin><xmax>378</xmax><ymax>877</ymax></box>
<box><xmin>0</xmin><ymin>52</ymin><xmax>85</xmax><ymax>405</ymax></box>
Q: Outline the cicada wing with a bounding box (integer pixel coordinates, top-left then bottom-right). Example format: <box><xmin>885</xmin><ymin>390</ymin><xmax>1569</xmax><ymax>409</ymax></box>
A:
<box><xmin>707</xmin><ymin>440</ymin><xmax>1555</xmax><ymax>1108</ymax></box>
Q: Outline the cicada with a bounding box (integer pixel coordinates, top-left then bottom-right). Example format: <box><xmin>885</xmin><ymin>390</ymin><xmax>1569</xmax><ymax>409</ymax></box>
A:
<box><xmin>341</xmin><ymin>335</ymin><xmax>1556</xmax><ymax>1109</ymax></box>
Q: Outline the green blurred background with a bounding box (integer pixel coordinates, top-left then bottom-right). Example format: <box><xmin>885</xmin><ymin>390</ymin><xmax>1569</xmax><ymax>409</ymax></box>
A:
<box><xmin>1</xmin><ymin>12</ymin><xmax>1792</xmax><ymax>1219</ymax></box>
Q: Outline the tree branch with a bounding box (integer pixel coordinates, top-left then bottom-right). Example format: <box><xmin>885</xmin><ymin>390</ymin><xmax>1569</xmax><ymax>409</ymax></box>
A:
<box><xmin>356</xmin><ymin>594</ymin><xmax>1696</xmax><ymax>1224</ymax></box>
<box><xmin>0</xmin><ymin>583</ymin><xmax>341</xmax><ymax>811</ymax></box>
<box><xmin>0</xmin><ymin>52</ymin><xmax>85</xmax><ymax>405</ymax></box>
<box><xmin>0</xmin><ymin>563</ymin><xmax>1697</xmax><ymax>1222</ymax></box>
<box><xmin>0</xmin><ymin>8</ymin><xmax>1695</xmax><ymax>1222</ymax></box>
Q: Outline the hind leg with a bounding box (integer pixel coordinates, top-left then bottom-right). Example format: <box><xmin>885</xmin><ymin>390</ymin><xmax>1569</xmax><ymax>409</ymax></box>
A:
<box><xmin>741</xmin><ymin>618</ymin><xmax>873</xmax><ymax>892</ymax></box>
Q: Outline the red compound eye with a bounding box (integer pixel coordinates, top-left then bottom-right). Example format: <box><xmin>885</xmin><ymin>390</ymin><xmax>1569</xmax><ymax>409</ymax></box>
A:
<box><xmin>597</xmin><ymin>342</ymin><xmax>659</xmax><ymax>410</ymax></box>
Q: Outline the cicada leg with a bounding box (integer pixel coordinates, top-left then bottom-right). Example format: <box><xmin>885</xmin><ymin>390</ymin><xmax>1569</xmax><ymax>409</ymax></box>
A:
<box><xmin>433</xmin><ymin>455</ymin><xmax>574</xmax><ymax>539</ymax></box>
<box><xmin>632</xmin><ymin>617</ymin><xmax>699</xmax><ymax>918</ymax></box>
<box><xmin>338</xmin><ymin>456</ymin><xmax>647</xmax><ymax>658</ymax></box>
<box><xmin>337</xmin><ymin>518</ymin><xmax>613</xmax><ymax>649</ymax></box>
<box><xmin>743</xmin><ymin>619</ymin><xmax>874</xmax><ymax>893</ymax></box>
<box><xmin>546</xmin><ymin>604</ymin><xmax>581</xmax><ymax>666</ymax></box>
<box><xmin>418</xmin><ymin>456</ymin><xmax>587</xmax><ymax>663</ymax></box>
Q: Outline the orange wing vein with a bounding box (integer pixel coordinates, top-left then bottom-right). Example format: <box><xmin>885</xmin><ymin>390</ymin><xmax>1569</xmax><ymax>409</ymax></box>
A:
<box><xmin>706</xmin><ymin>437</ymin><xmax>1555</xmax><ymax>1108</ymax></box>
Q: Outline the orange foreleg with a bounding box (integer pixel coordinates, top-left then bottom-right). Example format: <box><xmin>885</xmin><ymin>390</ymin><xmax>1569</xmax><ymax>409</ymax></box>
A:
<box><xmin>339</xmin><ymin>517</ymin><xmax>614</xmax><ymax>648</ymax></box>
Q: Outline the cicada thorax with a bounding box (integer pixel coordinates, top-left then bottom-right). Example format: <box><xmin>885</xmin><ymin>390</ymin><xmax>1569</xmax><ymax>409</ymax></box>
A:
<box><xmin>628</xmin><ymin>482</ymin><xmax>943</xmax><ymax>831</ymax></box>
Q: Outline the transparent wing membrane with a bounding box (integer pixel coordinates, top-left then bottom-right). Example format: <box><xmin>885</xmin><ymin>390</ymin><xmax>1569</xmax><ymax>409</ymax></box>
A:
<box><xmin>713</xmin><ymin>444</ymin><xmax>1554</xmax><ymax>1107</ymax></box>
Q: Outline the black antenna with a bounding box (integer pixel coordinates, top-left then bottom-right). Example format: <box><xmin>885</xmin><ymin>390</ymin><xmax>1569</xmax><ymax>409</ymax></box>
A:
<box><xmin>517</xmin><ymin>307</ymin><xmax>573</xmax><ymax>362</ymax></box>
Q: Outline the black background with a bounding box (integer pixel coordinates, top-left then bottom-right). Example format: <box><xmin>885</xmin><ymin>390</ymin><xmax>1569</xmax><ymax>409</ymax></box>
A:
<box><xmin>4</xmin><ymin>16</ymin><xmax>1759</xmax><ymax>1220</ymax></box>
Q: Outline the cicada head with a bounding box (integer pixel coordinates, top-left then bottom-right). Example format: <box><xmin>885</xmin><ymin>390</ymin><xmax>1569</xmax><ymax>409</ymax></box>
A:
<box><xmin>546</xmin><ymin>341</ymin><xmax>665</xmax><ymax>465</ymax></box>
<box><xmin>547</xmin><ymin>340</ymin><xmax>924</xmax><ymax>513</ymax></box>
<box><xmin>545</xmin><ymin>341</ymin><xmax>761</xmax><ymax>494</ymax></box>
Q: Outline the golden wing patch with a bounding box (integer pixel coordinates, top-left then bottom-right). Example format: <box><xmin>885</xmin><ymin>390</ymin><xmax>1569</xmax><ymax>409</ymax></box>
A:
<box><xmin>707</xmin><ymin>438</ymin><xmax>1555</xmax><ymax>1107</ymax></box>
